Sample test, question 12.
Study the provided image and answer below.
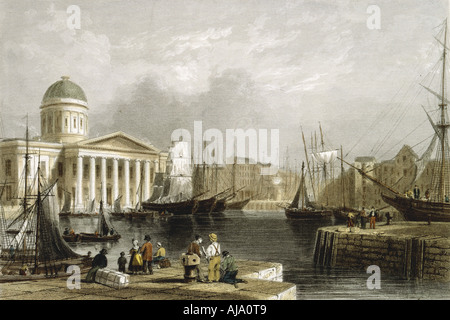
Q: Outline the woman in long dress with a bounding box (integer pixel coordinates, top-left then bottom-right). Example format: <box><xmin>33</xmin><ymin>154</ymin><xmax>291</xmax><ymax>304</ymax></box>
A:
<box><xmin>128</xmin><ymin>239</ymin><xmax>143</xmax><ymax>274</ymax></box>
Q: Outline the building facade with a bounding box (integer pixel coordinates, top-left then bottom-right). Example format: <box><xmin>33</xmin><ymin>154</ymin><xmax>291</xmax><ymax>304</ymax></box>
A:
<box><xmin>0</xmin><ymin>76</ymin><xmax>168</xmax><ymax>214</ymax></box>
<box><xmin>319</xmin><ymin>145</ymin><xmax>420</xmax><ymax>211</ymax></box>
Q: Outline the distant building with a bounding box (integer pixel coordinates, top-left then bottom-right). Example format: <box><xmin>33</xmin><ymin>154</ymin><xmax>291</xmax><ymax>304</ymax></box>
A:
<box><xmin>319</xmin><ymin>145</ymin><xmax>419</xmax><ymax>210</ymax></box>
<box><xmin>0</xmin><ymin>76</ymin><xmax>168</xmax><ymax>214</ymax></box>
<box><xmin>192</xmin><ymin>158</ymin><xmax>294</xmax><ymax>205</ymax></box>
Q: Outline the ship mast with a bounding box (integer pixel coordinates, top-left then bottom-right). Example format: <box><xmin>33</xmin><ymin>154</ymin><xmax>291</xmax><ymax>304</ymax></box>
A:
<box><xmin>340</xmin><ymin>146</ymin><xmax>346</xmax><ymax>209</ymax></box>
<box><xmin>439</xmin><ymin>19</ymin><xmax>449</xmax><ymax>202</ymax></box>
<box><xmin>23</xmin><ymin>115</ymin><xmax>29</xmax><ymax>222</ymax></box>
<box><xmin>302</xmin><ymin>129</ymin><xmax>316</xmax><ymax>201</ymax></box>
<box><xmin>33</xmin><ymin>152</ymin><xmax>41</xmax><ymax>274</ymax></box>
<box><xmin>22</xmin><ymin>115</ymin><xmax>30</xmax><ymax>258</ymax></box>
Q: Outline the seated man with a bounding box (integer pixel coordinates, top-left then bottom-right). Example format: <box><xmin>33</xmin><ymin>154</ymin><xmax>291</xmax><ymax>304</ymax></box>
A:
<box><xmin>153</xmin><ymin>242</ymin><xmax>166</xmax><ymax>268</ymax></box>
<box><xmin>85</xmin><ymin>248</ymin><xmax>108</xmax><ymax>282</ymax></box>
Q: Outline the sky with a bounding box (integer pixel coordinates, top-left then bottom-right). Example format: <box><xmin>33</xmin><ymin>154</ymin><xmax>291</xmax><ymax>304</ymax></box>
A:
<box><xmin>0</xmin><ymin>0</ymin><xmax>449</xmax><ymax>170</ymax></box>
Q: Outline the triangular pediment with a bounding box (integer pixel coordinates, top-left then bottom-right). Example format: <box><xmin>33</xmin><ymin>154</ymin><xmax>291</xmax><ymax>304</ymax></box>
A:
<box><xmin>76</xmin><ymin>131</ymin><xmax>160</xmax><ymax>154</ymax></box>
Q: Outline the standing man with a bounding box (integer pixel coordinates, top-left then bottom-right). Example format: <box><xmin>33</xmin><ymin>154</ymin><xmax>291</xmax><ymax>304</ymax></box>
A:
<box><xmin>205</xmin><ymin>233</ymin><xmax>221</xmax><ymax>282</ymax></box>
<box><xmin>187</xmin><ymin>235</ymin><xmax>204</xmax><ymax>281</ymax></box>
<box><xmin>140</xmin><ymin>235</ymin><xmax>153</xmax><ymax>275</ymax></box>
<box><xmin>369</xmin><ymin>207</ymin><xmax>377</xmax><ymax>229</ymax></box>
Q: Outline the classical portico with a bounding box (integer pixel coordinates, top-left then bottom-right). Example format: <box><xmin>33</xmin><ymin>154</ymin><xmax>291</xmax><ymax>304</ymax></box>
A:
<box><xmin>0</xmin><ymin>76</ymin><xmax>168</xmax><ymax>215</ymax></box>
<box><xmin>66</xmin><ymin>131</ymin><xmax>164</xmax><ymax>211</ymax></box>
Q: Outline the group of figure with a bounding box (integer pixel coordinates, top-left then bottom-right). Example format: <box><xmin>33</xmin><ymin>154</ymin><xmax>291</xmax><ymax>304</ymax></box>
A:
<box><xmin>347</xmin><ymin>206</ymin><xmax>378</xmax><ymax>229</ymax></box>
<box><xmin>406</xmin><ymin>185</ymin><xmax>434</xmax><ymax>202</ymax></box>
<box><xmin>85</xmin><ymin>234</ymin><xmax>166</xmax><ymax>282</ymax></box>
<box><xmin>85</xmin><ymin>232</ymin><xmax>245</xmax><ymax>287</ymax></box>
<box><xmin>125</xmin><ymin>235</ymin><xmax>166</xmax><ymax>274</ymax></box>
<box><xmin>187</xmin><ymin>233</ymin><xmax>247</xmax><ymax>288</ymax></box>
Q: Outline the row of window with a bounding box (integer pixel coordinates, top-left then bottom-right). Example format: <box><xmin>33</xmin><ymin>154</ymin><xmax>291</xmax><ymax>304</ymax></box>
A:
<box><xmin>41</xmin><ymin>112</ymin><xmax>87</xmax><ymax>135</ymax></box>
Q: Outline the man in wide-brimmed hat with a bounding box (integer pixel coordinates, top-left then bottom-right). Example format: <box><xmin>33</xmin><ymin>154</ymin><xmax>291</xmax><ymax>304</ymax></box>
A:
<box><xmin>140</xmin><ymin>235</ymin><xmax>153</xmax><ymax>274</ymax></box>
<box><xmin>205</xmin><ymin>233</ymin><xmax>221</xmax><ymax>282</ymax></box>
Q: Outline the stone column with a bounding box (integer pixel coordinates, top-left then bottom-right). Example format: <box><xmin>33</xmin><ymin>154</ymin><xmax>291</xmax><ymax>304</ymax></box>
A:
<box><xmin>135</xmin><ymin>160</ymin><xmax>141</xmax><ymax>206</ymax></box>
<box><xmin>124</xmin><ymin>158</ymin><xmax>130</xmax><ymax>208</ymax></box>
<box><xmin>76</xmin><ymin>155</ymin><xmax>83</xmax><ymax>210</ymax></box>
<box><xmin>155</xmin><ymin>159</ymin><xmax>159</xmax><ymax>173</ymax></box>
<box><xmin>144</xmin><ymin>160</ymin><xmax>150</xmax><ymax>201</ymax></box>
<box><xmin>89</xmin><ymin>157</ymin><xmax>96</xmax><ymax>201</ymax></box>
<box><xmin>113</xmin><ymin>158</ymin><xmax>119</xmax><ymax>202</ymax></box>
<box><xmin>101</xmin><ymin>157</ymin><xmax>107</xmax><ymax>204</ymax></box>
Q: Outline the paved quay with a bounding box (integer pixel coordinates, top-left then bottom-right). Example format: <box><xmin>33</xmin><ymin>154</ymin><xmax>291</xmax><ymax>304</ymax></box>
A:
<box><xmin>0</xmin><ymin>260</ymin><xmax>296</xmax><ymax>300</ymax></box>
<box><xmin>314</xmin><ymin>221</ymin><xmax>450</xmax><ymax>281</ymax></box>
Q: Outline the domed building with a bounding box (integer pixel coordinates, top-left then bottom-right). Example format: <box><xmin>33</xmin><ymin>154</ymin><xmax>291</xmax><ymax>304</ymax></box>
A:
<box><xmin>0</xmin><ymin>76</ymin><xmax>168</xmax><ymax>214</ymax></box>
<box><xmin>40</xmin><ymin>76</ymin><xmax>89</xmax><ymax>143</ymax></box>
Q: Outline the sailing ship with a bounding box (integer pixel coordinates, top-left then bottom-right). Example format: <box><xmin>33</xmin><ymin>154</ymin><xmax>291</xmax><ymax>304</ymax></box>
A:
<box><xmin>192</xmin><ymin>163</ymin><xmax>226</xmax><ymax>214</ymax></box>
<box><xmin>142</xmin><ymin>139</ymin><xmax>199</xmax><ymax>214</ymax></box>
<box><xmin>373</xmin><ymin>20</ymin><xmax>450</xmax><ymax>222</ymax></box>
<box><xmin>0</xmin><ymin>123</ymin><xmax>87</xmax><ymax>278</ymax></box>
<box><xmin>285</xmin><ymin>162</ymin><xmax>332</xmax><ymax>219</ymax></box>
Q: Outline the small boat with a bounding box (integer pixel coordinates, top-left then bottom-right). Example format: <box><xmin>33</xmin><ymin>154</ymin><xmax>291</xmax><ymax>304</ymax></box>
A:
<box><xmin>66</xmin><ymin>200</ymin><xmax>121</xmax><ymax>242</ymax></box>
<box><xmin>77</xmin><ymin>232</ymin><xmax>120</xmax><ymax>242</ymax></box>
<box><xmin>62</xmin><ymin>233</ymin><xmax>80</xmax><ymax>242</ymax></box>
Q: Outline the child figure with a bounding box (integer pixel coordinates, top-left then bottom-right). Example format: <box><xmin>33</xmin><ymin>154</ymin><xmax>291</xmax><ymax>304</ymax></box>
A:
<box><xmin>118</xmin><ymin>251</ymin><xmax>127</xmax><ymax>273</ymax></box>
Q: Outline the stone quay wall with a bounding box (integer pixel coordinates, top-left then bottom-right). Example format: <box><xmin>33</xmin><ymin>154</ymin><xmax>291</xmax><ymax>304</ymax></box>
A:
<box><xmin>313</xmin><ymin>226</ymin><xmax>450</xmax><ymax>281</ymax></box>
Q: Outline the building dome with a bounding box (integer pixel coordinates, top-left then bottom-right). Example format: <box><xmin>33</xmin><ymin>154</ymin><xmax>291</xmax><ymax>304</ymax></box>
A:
<box><xmin>41</xmin><ymin>76</ymin><xmax>87</xmax><ymax>107</ymax></box>
<box><xmin>40</xmin><ymin>76</ymin><xmax>89</xmax><ymax>143</ymax></box>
